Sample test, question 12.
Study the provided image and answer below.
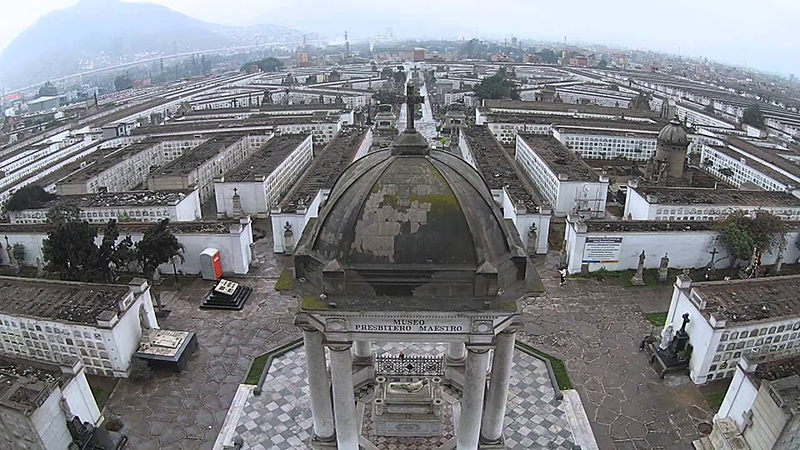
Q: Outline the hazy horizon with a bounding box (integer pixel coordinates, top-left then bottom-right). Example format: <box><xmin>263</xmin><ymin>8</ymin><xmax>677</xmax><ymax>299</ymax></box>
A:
<box><xmin>1</xmin><ymin>0</ymin><xmax>798</xmax><ymax>78</ymax></box>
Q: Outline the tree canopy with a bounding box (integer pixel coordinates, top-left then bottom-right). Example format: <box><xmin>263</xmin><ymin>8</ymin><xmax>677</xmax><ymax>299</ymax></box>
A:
<box><xmin>717</xmin><ymin>210</ymin><xmax>787</xmax><ymax>265</ymax></box>
<box><xmin>5</xmin><ymin>185</ymin><xmax>56</xmax><ymax>212</ymax></box>
<box><xmin>136</xmin><ymin>219</ymin><xmax>184</xmax><ymax>310</ymax></box>
<box><xmin>46</xmin><ymin>200</ymin><xmax>81</xmax><ymax>224</ymax></box>
<box><xmin>373</xmin><ymin>90</ymin><xmax>399</xmax><ymax>105</ymax></box>
<box><xmin>114</xmin><ymin>75</ymin><xmax>133</xmax><ymax>92</ymax></box>
<box><xmin>703</xmin><ymin>103</ymin><xmax>715</xmax><ymax>114</ymax></box>
<box><xmin>42</xmin><ymin>221</ymin><xmax>99</xmax><ymax>281</ymax></box>
<box><xmin>742</xmin><ymin>104</ymin><xmax>765</xmax><ymax>128</ymax></box>
<box><xmin>474</xmin><ymin>69</ymin><xmax>519</xmax><ymax>101</ymax></box>
<box><xmin>241</xmin><ymin>57</ymin><xmax>284</xmax><ymax>73</ymax></box>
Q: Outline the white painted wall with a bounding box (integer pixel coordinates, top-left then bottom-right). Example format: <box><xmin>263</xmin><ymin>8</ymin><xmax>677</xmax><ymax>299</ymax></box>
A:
<box><xmin>215</xmin><ymin>181</ymin><xmax>268</xmax><ymax>218</ymax></box>
<box><xmin>1</xmin><ymin>218</ymin><xmax>254</xmax><ymax>275</ymax></box>
<box><xmin>61</xmin><ymin>369</ymin><xmax>103</xmax><ymax>426</ymax></box>
<box><xmin>564</xmin><ymin>218</ymin><xmax>800</xmax><ymax>274</ymax></box>
<box><xmin>31</xmin><ymin>386</ymin><xmax>71</xmax><ymax>450</ymax></box>
<box><xmin>270</xmin><ymin>189</ymin><xmax>328</xmax><ymax>253</ymax></box>
<box><xmin>716</xmin><ymin>362</ymin><xmax>759</xmax><ymax>432</ymax></box>
<box><xmin>109</xmin><ymin>288</ymin><xmax>158</xmax><ymax>376</ymax></box>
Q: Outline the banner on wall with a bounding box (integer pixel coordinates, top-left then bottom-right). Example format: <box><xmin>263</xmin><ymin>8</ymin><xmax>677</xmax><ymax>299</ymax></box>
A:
<box><xmin>582</xmin><ymin>237</ymin><xmax>623</xmax><ymax>264</ymax></box>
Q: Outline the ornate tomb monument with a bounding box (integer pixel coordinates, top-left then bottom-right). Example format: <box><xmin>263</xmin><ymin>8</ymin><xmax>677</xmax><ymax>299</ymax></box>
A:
<box><xmin>201</xmin><ymin>278</ymin><xmax>252</xmax><ymax>310</ymax></box>
<box><xmin>291</xmin><ymin>86</ymin><xmax>543</xmax><ymax>450</ymax></box>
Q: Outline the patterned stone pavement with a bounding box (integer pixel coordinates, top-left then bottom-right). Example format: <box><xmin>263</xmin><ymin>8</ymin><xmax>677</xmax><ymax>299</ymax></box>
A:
<box><xmin>229</xmin><ymin>342</ymin><xmax>576</xmax><ymax>450</ymax></box>
<box><xmin>101</xmin><ymin>220</ymin><xmax>711</xmax><ymax>450</ymax></box>
<box><xmin>524</xmin><ymin>252</ymin><xmax>712</xmax><ymax>450</ymax></box>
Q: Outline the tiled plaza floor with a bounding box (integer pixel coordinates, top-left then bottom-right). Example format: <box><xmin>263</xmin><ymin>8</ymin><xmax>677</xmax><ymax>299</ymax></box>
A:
<box><xmin>102</xmin><ymin>222</ymin><xmax>712</xmax><ymax>449</ymax></box>
<box><xmin>230</xmin><ymin>342</ymin><xmax>576</xmax><ymax>450</ymax></box>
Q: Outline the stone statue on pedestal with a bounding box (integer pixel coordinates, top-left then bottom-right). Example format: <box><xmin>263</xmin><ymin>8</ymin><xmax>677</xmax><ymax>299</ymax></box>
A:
<box><xmin>231</xmin><ymin>188</ymin><xmax>244</xmax><ymax>219</ymax></box>
<box><xmin>527</xmin><ymin>223</ymin><xmax>537</xmax><ymax>256</ymax></box>
<box><xmin>657</xmin><ymin>253</ymin><xmax>669</xmax><ymax>284</ymax></box>
<box><xmin>631</xmin><ymin>251</ymin><xmax>646</xmax><ymax>286</ymax></box>
<box><xmin>658</xmin><ymin>324</ymin><xmax>674</xmax><ymax>351</ymax></box>
<box><xmin>283</xmin><ymin>222</ymin><xmax>294</xmax><ymax>254</ymax></box>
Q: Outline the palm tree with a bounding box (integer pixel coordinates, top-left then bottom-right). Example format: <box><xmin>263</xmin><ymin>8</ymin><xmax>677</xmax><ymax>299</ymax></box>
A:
<box><xmin>136</xmin><ymin>219</ymin><xmax>184</xmax><ymax>313</ymax></box>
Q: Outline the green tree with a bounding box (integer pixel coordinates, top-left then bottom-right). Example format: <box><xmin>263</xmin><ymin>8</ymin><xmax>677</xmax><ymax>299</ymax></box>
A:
<box><xmin>12</xmin><ymin>243</ymin><xmax>25</xmax><ymax>265</ymax></box>
<box><xmin>136</xmin><ymin>219</ymin><xmax>184</xmax><ymax>312</ymax></box>
<box><xmin>717</xmin><ymin>210</ymin><xmax>787</xmax><ymax>266</ymax></box>
<box><xmin>380</xmin><ymin>67</ymin><xmax>394</xmax><ymax>79</ymax></box>
<box><xmin>474</xmin><ymin>70</ymin><xmax>519</xmax><ymax>101</ymax></box>
<box><xmin>46</xmin><ymin>200</ymin><xmax>81</xmax><ymax>224</ymax></box>
<box><xmin>241</xmin><ymin>57</ymin><xmax>284</xmax><ymax>73</ymax></box>
<box><xmin>95</xmin><ymin>220</ymin><xmax>120</xmax><ymax>283</ymax></box>
<box><xmin>114</xmin><ymin>75</ymin><xmax>133</xmax><ymax>92</ymax></box>
<box><xmin>597</xmin><ymin>59</ymin><xmax>608</xmax><ymax>69</ymax></box>
<box><xmin>114</xmin><ymin>235</ymin><xmax>138</xmax><ymax>272</ymax></box>
<box><xmin>704</xmin><ymin>103</ymin><xmax>715</xmax><ymax>114</ymax></box>
<box><xmin>742</xmin><ymin>104</ymin><xmax>765</xmax><ymax>128</ymax></box>
<box><xmin>393</xmin><ymin>70</ymin><xmax>407</xmax><ymax>84</ymax></box>
<box><xmin>42</xmin><ymin>221</ymin><xmax>98</xmax><ymax>281</ymax></box>
<box><xmin>5</xmin><ymin>185</ymin><xmax>56</xmax><ymax>212</ymax></box>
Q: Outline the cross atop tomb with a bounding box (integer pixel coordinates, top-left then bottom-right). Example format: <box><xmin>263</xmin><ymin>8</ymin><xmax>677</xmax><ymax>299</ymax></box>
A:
<box><xmin>400</xmin><ymin>84</ymin><xmax>424</xmax><ymax>132</ymax></box>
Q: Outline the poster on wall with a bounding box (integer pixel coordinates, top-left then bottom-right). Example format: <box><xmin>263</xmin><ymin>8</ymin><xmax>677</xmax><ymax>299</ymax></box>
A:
<box><xmin>582</xmin><ymin>237</ymin><xmax>623</xmax><ymax>264</ymax></box>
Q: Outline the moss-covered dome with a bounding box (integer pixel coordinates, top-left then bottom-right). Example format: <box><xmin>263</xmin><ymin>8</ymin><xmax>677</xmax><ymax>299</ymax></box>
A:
<box><xmin>293</xmin><ymin>129</ymin><xmax>531</xmax><ymax>299</ymax></box>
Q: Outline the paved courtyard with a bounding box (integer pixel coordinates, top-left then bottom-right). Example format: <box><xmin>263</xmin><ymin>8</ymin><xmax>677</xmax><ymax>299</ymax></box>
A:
<box><xmin>524</xmin><ymin>253</ymin><xmax>712</xmax><ymax>450</ymax></box>
<box><xmin>102</xmin><ymin>224</ymin><xmax>712</xmax><ymax>450</ymax></box>
<box><xmin>225</xmin><ymin>343</ymin><xmax>577</xmax><ymax>450</ymax></box>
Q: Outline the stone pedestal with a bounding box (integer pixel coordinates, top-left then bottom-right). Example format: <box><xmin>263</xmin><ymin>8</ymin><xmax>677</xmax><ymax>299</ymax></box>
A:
<box><xmin>373</xmin><ymin>375</ymin><xmax>444</xmax><ymax>437</ymax></box>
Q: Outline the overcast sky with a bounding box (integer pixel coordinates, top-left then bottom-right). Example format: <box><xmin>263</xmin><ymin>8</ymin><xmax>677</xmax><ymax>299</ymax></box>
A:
<box><xmin>1</xmin><ymin>0</ymin><xmax>797</xmax><ymax>76</ymax></box>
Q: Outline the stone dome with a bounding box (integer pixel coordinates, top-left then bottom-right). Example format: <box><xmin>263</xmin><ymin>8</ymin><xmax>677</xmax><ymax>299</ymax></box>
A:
<box><xmin>293</xmin><ymin>131</ymin><xmax>530</xmax><ymax>299</ymax></box>
<box><xmin>658</xmin><ymin>118</ymin><xmax>689</xmax><ymax>147</ymax></box>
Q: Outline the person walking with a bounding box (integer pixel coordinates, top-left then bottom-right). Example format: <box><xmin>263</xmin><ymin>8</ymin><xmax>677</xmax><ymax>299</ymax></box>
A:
<box><xmin>558</xmin><ymin>268</ymin><xmax>567</xmax><ymax>287</ymax></box>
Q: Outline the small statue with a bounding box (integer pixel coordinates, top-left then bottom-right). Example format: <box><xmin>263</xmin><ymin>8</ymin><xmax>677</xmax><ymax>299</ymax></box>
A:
<box><xmin>658</xmin><ymin>324</ymin><xmax>674</xmax><ymax>351</ymax></box>
<box><xmin>388</xmin><ymin>378</ymin><xmax>428</xmax><ymax>394</ymax></box>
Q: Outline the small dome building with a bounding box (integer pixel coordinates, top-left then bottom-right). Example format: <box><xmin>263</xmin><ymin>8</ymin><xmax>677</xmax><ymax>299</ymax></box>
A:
<box><xmin>654</xmin><ymin>117</ymin><xmax>690</xmax><ymax>179</ymax></box>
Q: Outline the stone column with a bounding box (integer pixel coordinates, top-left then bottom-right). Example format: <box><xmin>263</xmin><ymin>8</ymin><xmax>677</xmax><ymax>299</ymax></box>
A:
<box><xmin>302</xmin><ymin>329</ymin><xmax>335</xmax><ymax>442</ymax></box>
<box><xmin>480</xmin><ymin>330</ymin><xmax>516</xmax><ymax>445</ymax></box>
<box><xmin>457</xmin><ymin>345</ymin><xmax>491</xmax><ymax>450</ymax></box>
<box><xmin>353</xmin><ymin>340</ymin><xmax>372</xmax><ymax>363</ymax></box>
<box><xmin>329</xmin><ymin>343</ymin><xmax>359</xmax><ymax>450</ymax></box>
<box><xmin>446</xmin><ymin>342</ymin><xmax>467</xmax><ymax>365</ymax></box>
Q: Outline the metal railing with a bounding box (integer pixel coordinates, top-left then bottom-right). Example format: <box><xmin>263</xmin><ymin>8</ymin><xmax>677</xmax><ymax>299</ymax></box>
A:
<box><xmin>374</xmin><ymin>354</ymin><xmax>444</xmax><ymax>376</ymax></box>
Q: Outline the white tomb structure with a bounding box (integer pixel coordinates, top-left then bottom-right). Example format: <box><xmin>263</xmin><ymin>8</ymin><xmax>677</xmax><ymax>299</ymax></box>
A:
<box><xmin>291</xmin><ymin>87</ymin><xmax>541</xmax><ymax>450</ymax></box>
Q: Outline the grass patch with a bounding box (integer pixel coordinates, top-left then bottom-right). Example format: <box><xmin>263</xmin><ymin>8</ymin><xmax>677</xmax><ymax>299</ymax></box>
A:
<box><xmin>274</xmin><ymin>269</ymin><xmax>294</xmax><ymax>291</ymax></box>
<box><xmin>91</xmin><ymin>387</ymin><xmax>107</xmax><ymax>404</ymax></box>
<box><xmin>244</xmin><ymin>339</ymin><xmax>303</xmax><ymax>385</ymax></box>
<box><xmin>704</xmin><ymin>391</ymin><xmax>727</xmax><ymax>412</ymax></box>
<box><xmin>158</xmin><ymin>275</ymin><xmax>196</xmax><ymax>290</ymax></box>
<box><xmin>245</xmin><ymin>354</ymin><xmax>270</xmax><ymax>385</ymax></box>
<box><xmin>516</xmin><ymin>341</ymin><xmax>573</xmax><ymax>390</ymax></box>
<box><xmin>645</xmin><ymin>312</ymin><xmax>668</xmax><ymax>327</ymax></box>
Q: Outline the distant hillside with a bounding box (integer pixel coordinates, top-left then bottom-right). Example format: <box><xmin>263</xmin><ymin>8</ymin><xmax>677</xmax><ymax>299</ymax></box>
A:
<box><xmin>0</xmin><ymin>0</ymin><xmax>304</xmax><ymax>89</ymax></box>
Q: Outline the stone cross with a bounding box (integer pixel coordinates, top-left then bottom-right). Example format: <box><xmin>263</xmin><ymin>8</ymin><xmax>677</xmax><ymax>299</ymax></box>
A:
<box><xmin>400</xmin><ymin>84</ymin><xmax>424</xmax><ymax>131</ymax></box>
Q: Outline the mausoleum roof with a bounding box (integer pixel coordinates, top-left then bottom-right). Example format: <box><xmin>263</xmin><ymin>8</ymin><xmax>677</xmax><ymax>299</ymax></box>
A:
<box><xmin>294</xmin><ymin>126</ymin><xmax>539</xmax><ymax>302</ymax></box>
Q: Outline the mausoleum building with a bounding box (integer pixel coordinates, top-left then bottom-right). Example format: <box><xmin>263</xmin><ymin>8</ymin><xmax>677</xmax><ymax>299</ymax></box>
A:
<box><xmin>292</xmin><ymin>87</ymin><xmax>543</xmax><ymax>450</ymax></box>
